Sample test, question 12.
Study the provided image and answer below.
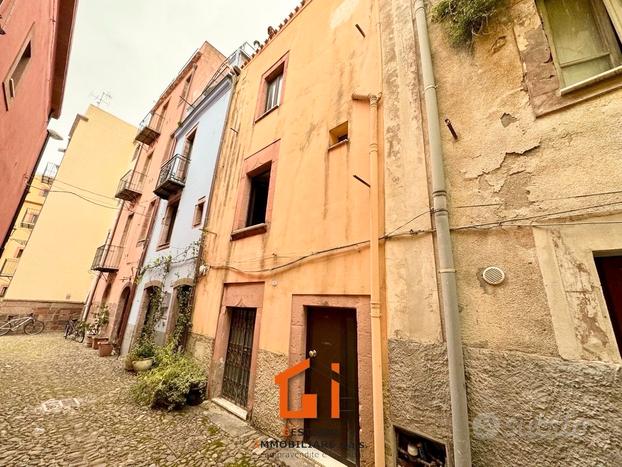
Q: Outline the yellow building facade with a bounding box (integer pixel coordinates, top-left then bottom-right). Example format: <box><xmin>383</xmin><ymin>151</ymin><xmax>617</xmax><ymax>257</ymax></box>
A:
<box><xmin>0</xmin><ymin>176</ymin><xmax>51</xmax><ymax>298</ymax></box>
<box><xmin>2</xmin><ymin>106</ymin><xmax>136</xmax><ymax>328</ymax></box>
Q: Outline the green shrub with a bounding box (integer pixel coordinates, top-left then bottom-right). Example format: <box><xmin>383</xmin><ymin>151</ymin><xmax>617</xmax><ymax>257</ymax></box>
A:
<box><xmin>131</xmin><ymin>346</ymin><xmax>206</xmax><ymax>410</ymax></box>
<box><xmin>431</xmin><ymin>0</ymin><xmax>505</xmax><ymax>47</ymax></box>
<box><xmin>125</xmin><ymin>338</ymin><xmax>157</xmax><ymax>369</ymax></box>
<box><xmin>127</xmin><ymin>339</ymin><xmax>156</xmax><ymax>361</ymax></box>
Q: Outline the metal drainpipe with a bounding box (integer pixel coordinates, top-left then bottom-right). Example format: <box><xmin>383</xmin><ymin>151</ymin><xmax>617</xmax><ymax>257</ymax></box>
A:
<box><xmin>413</xmin><ymin>1</ymin><xmax>472</xmax><ymax>465</ymax></box>
<box><xmin>353</xmin><ymin>92</ymin><xmax>386</xmax><ymax>467</ymax></box>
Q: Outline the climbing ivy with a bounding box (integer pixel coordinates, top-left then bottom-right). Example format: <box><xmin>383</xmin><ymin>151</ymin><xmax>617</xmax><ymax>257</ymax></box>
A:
<box><xmin>431</xmin><ymin>0</ymin><xmax>505</xmax><ymax>48</ymax></box>
<box><xmin>140</xmin><ymin>286</ymin><xmax>165</xmax><ymax>343</ymax></box>
<box><xmin>171</xmin><ymin>286</ymin><xmax>193</xmax><ymax>348</ymax></box>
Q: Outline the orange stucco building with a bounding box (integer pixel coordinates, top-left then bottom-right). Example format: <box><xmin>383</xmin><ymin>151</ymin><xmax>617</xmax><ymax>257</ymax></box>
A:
<box><xmin>0</xmin><ymin>0</ymin><xmax>77</xmax><ymax>257</ymax></box>
<box><xmin>188</xmin><ymin>1</ymin><xmax>384</xmax><ymax>465</ymax></box>
<box><xmin>86</xmin><ymin>42</ymin><xmax>225</xmax><ymax>347</ymax></box>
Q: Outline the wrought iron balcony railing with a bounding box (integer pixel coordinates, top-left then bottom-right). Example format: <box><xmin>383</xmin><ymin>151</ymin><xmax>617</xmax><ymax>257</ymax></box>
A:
<box><xmin>115</xmin><ymin>170</ymin><xmax>145</xmax><ymax>201</ymax></box>
<box><xmin>91</xmin><ymin>244</ymin><xmax>123</xmax><ymax>272</ymax></box>
<box><xmin>154</xmin><ymin>154</ymin><xmax>189</xmax><ymax>200</ymax></box>
<box><xmin>41</xmin><ymin>162</ymin><xmax>59</xmax><ymax>185</ymax></box>
<box><xmin>0</xmin><ymin>258</ymin><xmax>18</xmax><ymax>278</ymax></box>
<box><xmin>20</xmin><ymin>208</ymin><xmax>39</xmax><ymax>229</ymax></box>
<box><xmin>135</xmin><ymin>113</ymin><xmax>163</xmax><ymax>145</ymax></box>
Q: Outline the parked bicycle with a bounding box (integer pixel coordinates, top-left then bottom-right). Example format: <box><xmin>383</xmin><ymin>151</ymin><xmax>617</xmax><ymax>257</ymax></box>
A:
<box><xmin>0</xmin><ymin>313</ymin><xmax>45</xmax><ymax>336</ymax></box>
<box><xmin>64</xmin><ymin>318</ymin><xmax>86</xmax><ymax>343</ymax></box>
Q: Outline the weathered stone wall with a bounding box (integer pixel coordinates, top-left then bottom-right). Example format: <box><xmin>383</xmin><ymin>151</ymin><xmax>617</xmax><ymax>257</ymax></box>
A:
<box><xmin>250</xmin><ymin>349</ymin><xmax>288</xmax><ymax>439</ymax></box>
<box><xmin>187</xmin><ymin>332</ymin><xmax>215</xmax><ymax>373</ymax></box>
<box><xmin>388</xmin><ymin>338</ymin><xmax>622</xmax><ymax>466</ymax></box>
<box><xmin>466</xmin><ymin>347</ymin><xmax>622</xmax><ymax>466</ymax></box>
<box><xmin>0</xmin><ymin>300</ymin><xmax>83</xmax><ymax>332</ymax></box>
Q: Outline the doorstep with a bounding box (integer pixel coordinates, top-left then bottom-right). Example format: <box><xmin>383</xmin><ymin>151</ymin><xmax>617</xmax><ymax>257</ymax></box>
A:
<box><xmin>211</xmin><ymin>397</ymin><xmax>248</xmax><ymax>421</ymax></box>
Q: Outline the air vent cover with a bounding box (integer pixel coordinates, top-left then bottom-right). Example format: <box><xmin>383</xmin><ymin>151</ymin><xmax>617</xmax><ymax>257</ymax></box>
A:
<box><xmin>482</xmin><ymin>266</ymin><xmax>505</xmax><ymax>285</ymax></box>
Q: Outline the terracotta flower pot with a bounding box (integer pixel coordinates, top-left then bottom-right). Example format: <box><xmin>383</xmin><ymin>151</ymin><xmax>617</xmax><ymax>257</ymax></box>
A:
<box><xmin>92</xmin><ymin>337</ymin><xmax>107</xmax><ymax>350</ymax></box>
<box><xmin>98</xmin><ymin>342</ymin><xmax>113</xmax><ymax>357</ymax></box>
<box><xmin>132</xmin><ymin>358</ymin><xmax>154</xmax><ymax>372</ymax></box>
<box><xmin>85</xmin><ymin>336</ymin><xmax>93</xmax><ymax>348</ymax></box>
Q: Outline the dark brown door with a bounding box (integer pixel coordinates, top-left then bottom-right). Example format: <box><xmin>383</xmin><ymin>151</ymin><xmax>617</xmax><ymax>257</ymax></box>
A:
<box><xmin>305</xmin><ymin>307</ymin><xmax>359</xmax><ymax>466</ymax></box>
<box><xmin>222</xmin><ymin>308</ymin><xmax>256</xmax><ymax>407</ymax></box>
<box><xmin>115</xmin><ymin>287</ymin><xmax>132</xmax><ymax>345</ymax></box>
<box><xmin>595</xmin><ymin>256</ymin><xmax>622</xmax><ymax>356</ymax></box>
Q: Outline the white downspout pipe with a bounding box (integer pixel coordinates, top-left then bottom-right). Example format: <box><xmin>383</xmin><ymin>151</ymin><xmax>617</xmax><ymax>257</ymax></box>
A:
<box><xmin>413</xmin><ymin>1</ymin><xmax>472</xmax><ymax>465</ymax></box>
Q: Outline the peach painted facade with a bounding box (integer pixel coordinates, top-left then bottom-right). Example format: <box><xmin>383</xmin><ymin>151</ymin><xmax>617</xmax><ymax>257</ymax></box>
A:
<box><xmin>3</xmin><ymin>106</ymin><xmax>136</xmax><ymax>317</ymax></box>
<box><xmin>188</xmin><ymin>1</ymin><xmax>383</xmax><ymax>465</ymax></box>
<box><xmin>0</xmin><ymin>0</ymin><xmax>77</xmax><ymax>256</ymax></box>
<box><xmin>0</xmin><ymin>176</ymin><xmax>51</xmax><ymax>298</ymax></box>
<box><xmin>86</xmin><ymin>42</ymin><xmax>225</xmax><ymax>345</ymax></box>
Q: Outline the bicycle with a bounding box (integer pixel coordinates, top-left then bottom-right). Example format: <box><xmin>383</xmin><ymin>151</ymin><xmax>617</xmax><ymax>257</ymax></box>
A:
<box><xmin>64</xmin><ymin>318</ymin><xmax>85</xmax><ymax>343</ymax></box>
<box><xmin>0</xmin><ymin>313</ymin><xmax>45</xmax><ymax>336</ymax></box>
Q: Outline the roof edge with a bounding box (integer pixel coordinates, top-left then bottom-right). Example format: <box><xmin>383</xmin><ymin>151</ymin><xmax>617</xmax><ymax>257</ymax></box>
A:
<box><xmin>50</xmin><ymin>0</ymin><xmax>79</xmax><ymax>120</ymax></box>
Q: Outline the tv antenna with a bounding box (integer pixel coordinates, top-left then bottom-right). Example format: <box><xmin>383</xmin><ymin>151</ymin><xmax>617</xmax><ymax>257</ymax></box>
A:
<box><xmin>90</xmin><ymin>91</ymin><xmax>112</xmax><ymax>107</ymax></box>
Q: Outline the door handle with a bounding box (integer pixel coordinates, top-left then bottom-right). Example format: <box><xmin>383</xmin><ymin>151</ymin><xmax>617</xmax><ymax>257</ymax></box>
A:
<box><xmin>308</xmin><ymin>349</ymin><xmax>317</xmax><ymax>358</ymax></box>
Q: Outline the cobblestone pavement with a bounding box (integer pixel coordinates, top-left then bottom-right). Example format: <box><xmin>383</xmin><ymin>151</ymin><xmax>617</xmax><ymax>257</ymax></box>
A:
<box><xmin>0</xmin><ymin>334</ymin><xmax>282</xmax><ymax>467</ymax></box>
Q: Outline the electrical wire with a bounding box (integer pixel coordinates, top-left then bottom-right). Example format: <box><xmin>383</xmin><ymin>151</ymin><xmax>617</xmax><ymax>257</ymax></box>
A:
<box><xmin>453</xmin><ymin>188</ymin><xmax>622</xmax><ymax>209</ymax></box>
<box><xmin>52</xmin><ymin>178</ymin><xmax>118</xmax><ymax>201</ymax></box>
<box><xmin>46</xmin><ymin>190</ymin><xmax>119</xmax><ymax>210</ymax></box>
<box><xmin>451</xmin><ymin>199</ymin><xmax>622</xmax><ymax>231</ymax></box>
<box><xmin>384</xmin><ymin>209</ymin><xmax>431</xmax><ymax>237</ymax></box>
<box><xmin>204</xmin><ymin>200</ymin><xmax>622</xmax><ymax>276</ymax></box>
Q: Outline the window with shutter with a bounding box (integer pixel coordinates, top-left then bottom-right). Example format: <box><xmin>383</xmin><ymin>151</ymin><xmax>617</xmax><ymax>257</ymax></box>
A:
<box><xmin>538</xmin><ymin>0</ymin><xmax>622</xmax><ymax>89</ymax></box>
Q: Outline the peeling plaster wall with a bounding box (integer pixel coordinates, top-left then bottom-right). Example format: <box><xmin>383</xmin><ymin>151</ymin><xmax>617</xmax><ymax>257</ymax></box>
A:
<box><xmin>382</xmin><ymin>0</ymin><xmax>622</xmax><ymax>464</ymax></box>
<box><xmin>427</xmin><ymin>0</ymin><xmax>622</xmax><ymax>360</ymax></box>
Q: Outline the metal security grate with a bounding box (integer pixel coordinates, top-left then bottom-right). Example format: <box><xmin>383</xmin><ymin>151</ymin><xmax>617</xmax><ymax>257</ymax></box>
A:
<box><xmin>221</xmin><ymin>308</ymin><xmax>256</xmax><ymax>408</ymax></box>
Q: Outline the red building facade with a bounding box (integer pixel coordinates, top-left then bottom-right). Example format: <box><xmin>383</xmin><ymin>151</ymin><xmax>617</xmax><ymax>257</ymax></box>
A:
<box><xmin>0</xmin><ymin>0</ymin><xmax>78</xmax><ymax>255</ymax></box>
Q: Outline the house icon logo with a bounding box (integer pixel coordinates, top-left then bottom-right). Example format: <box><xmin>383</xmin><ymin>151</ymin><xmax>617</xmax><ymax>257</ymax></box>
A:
<box><xmin>275</xmin><ymin>358</ymin><xmax>340</xmax><ymax>419</ymax></box>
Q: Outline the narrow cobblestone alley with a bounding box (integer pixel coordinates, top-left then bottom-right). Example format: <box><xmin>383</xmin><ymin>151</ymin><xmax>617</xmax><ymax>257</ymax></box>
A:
<box><xmin>0</xmin><ymin>334</ymin><xmax>284</xmax><ymax>467</ymax></box>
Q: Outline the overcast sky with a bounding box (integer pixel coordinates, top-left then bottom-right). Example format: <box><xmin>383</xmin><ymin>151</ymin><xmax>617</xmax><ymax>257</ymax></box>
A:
<box><xmin>41</xmin><ymin>0</ymin><xmax>301</xmax><ymax>169</ymax></box>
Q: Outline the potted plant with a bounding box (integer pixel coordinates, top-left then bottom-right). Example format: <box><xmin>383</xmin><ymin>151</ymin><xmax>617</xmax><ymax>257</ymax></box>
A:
<box><xmin>89</xmin><ymin>305</ymin><xmax>110</xmax><ymax>349</ymax></box>
<box><xmin>98</xmin><ymin>340</ymin><xmax>113</xmax><ymax>357</ymax></box>
<box><xmin>127</xmin><ymin>339</ymin><xmax>156</xmax><ymax>372</ymax></box>
<box><xmin>85</xmin><ymin>335</ymin><xmax>93</xmax><ymax>347</ymax></box>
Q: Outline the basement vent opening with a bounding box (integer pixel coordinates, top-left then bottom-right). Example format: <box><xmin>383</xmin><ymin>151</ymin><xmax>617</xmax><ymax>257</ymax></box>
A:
<box><xmin>396</xmin><ymin>427</ymin><xmax>447</xmax><ymax>466</ymax></box>
<box><xmin>482</xmin><ymin>266</ymin><xmax>506</xmax><ymax>285</ymax></box>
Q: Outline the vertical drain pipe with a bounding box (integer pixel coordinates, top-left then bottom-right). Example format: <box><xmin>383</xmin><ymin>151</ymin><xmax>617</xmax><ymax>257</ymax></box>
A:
<box><xmin>353</xmin><ymin>92</ymin><xmax>386</xmax><ymax>466</ymax></box>
<box><xmin>413</xmin><ymin>1</ymin><xmax>472</xmax><ymax>465</ymax></box>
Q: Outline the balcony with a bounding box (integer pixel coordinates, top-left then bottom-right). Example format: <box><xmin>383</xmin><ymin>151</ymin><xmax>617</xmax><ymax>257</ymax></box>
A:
<box><xmin>115</xmin><ymin>170</ymin><xmax>145</xmax><ymax>201</ymax></box>
<box><xmin>20</xmin><ymin>208</ymin><xmax>39</xmax><ymax>229</ymax></box>
<box><xmin>41</xmin><ymin>162</ymin><xmax>58</xmax><ymax>185</ymax></box>
<box><xmin>135</xmin><ymin>113</ymin><xmax>163</xmax><ymax>145</ymax></box>
<box><xmin>154</xmin><ymin>154</ymin><xmax>189</xmax><ymax>199</ymax></box>
<box><xmin>0</xmin><ymin>258</ymin><xmax>18</xmax><ymax>278</ymax></box>
<box><xmin>91</xmin><ymin>244</ymin><xmax>123</xmax><ymax>273</ymax></box>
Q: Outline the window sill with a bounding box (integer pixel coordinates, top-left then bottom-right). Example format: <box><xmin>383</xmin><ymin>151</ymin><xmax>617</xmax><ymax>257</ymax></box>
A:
<box><xmin>560</xmin><ymin>65</ymin><xmax>622</xmax><ymax>96</ymax></box>
<box><xmin>254</xmin><ymin>104</ymin><xmax>279</xmax><ymax>124</ymax></box>
<box><xmin>328</xmin><ymin>139</ymin><xmax>349</xmax><ymax>151</ymax></box>
<box><xmin>231</xmin><ymin>223</ymin><xmax>267</xmax><ymax>241</ymax></box>
<box><xmin>156</xmin><ymin>242</ymin><xmax>170</xmax><ymax>251</ymax></box>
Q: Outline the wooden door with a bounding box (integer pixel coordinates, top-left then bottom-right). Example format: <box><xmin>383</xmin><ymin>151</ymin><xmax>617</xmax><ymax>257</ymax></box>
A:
<box><xmin>595</xmin><ymin>256</ymin><xmax>622</xmax><ymax>355</ymax></box>
<box><xmin>305</xmin><ymin>307</ymin><xmax>359</xmax><ymax>466</ymax></box>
